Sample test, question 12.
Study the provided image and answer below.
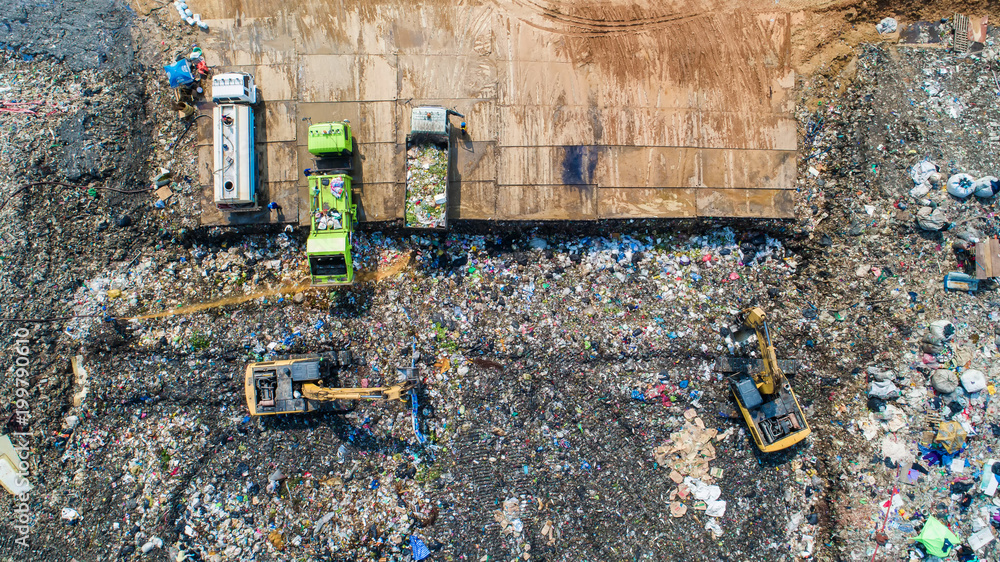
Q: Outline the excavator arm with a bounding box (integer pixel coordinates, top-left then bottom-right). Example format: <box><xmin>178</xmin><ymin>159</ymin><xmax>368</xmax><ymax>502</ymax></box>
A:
<box><xmin>744</xmin><ymin>307</ymin><xmax>781</xmax><ymax>395</ymax></box>
<box><xmin>301</xmin><ymin>381</ymin><xmax>413</xmax><ymax>402</ymax></box>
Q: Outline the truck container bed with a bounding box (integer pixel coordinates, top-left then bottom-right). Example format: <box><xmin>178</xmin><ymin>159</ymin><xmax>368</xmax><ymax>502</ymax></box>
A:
<box><xmin>404</xmin><ymin>106</ymin><xmax>450</xmax><ymax>229</ymax></box>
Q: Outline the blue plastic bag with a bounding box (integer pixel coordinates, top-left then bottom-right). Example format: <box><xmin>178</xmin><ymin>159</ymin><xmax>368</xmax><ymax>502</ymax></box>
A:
<box><xmin>410</xmin><ymin>535</ymin><xmax>430</xmax><ymax>561</ymax></box>
<box><xmin>163</xmin><ymin>59</ymin><xmax>195</xmax><ymax>88</ymax></box>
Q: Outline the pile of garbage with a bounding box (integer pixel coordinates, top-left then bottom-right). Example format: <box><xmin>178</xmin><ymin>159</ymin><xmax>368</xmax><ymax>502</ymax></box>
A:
<box><xmin>0</xmin><ymin>219</ymin><xmax>825</xmax><ymax>560</ymax></box>
<box><xmin>909</xmin><ymin>160</ymin><xmax>999</xmax><ymax>232</ymax></box>
<box><xmin>857</xmin><ymin>316</ymin><xmax>1000</xmax><ymax>558</ymax></box>
<box><xmin>791</xmin><ymin>37</ymin><xmax>1000</xmax><ymax>560</ymax></box>
<box><xmin>653</xmin><ymin>411</ymin><xmax>730</xmax><ymax>536</ymax></box>
<box><xmin>404</xmin><ymin>144</ymin><xmax>448</xmax><ymax>229</ymax></box>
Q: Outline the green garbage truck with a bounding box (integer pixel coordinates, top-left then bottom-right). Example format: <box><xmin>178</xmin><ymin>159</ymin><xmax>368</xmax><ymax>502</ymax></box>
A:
<box><xmin>305</xmin><ymin>121</ymin><xmax>357</xmax><ymax>286</ymax></box>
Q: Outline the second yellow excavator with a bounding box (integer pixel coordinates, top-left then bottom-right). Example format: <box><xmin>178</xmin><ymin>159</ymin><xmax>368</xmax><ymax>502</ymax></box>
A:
<box><xmin>718</xmin><ymin>307</ymin><xmax>811</xmax><ymax>452</ymax></box>
<box><xmin>244</xmin><ymin>352</ymin><xmax>415</xmax><ymax>416</ymax></box>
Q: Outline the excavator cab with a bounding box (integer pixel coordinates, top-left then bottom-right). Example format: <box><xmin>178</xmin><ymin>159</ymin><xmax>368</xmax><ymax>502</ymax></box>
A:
<box><xmin>720</xmin><ymin>307</ymin><xmax>811</xmax><ymax>452</ymax></box>
<box><xmin>246</xmin><ymin>357</ymin><xmax>326</xmax><ymax>415</ymax></box>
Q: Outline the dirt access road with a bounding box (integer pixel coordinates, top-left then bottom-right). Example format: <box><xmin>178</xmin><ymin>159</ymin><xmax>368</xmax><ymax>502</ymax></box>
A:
<box><xmin>173</xmin><ymin>0</ymin><xmax>841</xmax><ymax>226</ymax></box>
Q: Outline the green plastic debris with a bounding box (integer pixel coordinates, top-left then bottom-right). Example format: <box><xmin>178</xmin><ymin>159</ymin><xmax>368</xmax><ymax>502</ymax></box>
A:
<box><xmin>913</xmin><ymin>516</ymin><xmax>959</xmax><ymax>558</ymax></box>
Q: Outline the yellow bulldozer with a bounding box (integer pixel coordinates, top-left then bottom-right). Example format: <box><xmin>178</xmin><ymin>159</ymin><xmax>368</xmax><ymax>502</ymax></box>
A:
<box><xmin>244</xmin><ymin>352</ymin><xmax>415</xmax><ymax>416</ymax></box>
<box><xmin>716</xmin><ymin>307</ymin><xmax>811</xmax><ymax>452</ymax></box>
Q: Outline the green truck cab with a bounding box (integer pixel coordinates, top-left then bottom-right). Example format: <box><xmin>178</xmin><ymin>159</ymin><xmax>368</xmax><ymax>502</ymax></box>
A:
<box><xmin>308</xmin><ymin>122</ymin><xmax>350</xmax><ymax>152</ymax></box>
<box><xmin>308</xmin><ymin>121</ymin><xmax>353</xmax><ymax>168</ymax></box>
<box><xmin>305</xmin><ymin>121</ymin><xmax>356</xmax><ymax>286</ymax></box>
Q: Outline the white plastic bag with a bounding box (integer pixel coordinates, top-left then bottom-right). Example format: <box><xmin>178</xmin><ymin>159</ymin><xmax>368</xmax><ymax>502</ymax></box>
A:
<box><xmin>973</xmin><ymin>176</ymin><xmax>999</xmax><ymax>198</ymax></box>
<box><xmin>961</xmin><ymin>370</ymin><xmax>987</xmax><ymax>393</ymax></box>
<box><xmin>947</xmin><ymin>173</ymin><xmax>976</xmax><ymax>198</ymax></box>
<box><xmin>916</xmin><ymin>207</ymin><xmax>947</xmax><ymax>231</ymax></box>
<box><xmin>929</xmin><ymin>320</ymin><xmax>955</xmax><ymax>342</ymax></box>
<box><xmin>909</xmin><ymin>184</ymin><xmax>930</xmax><ymax>198</ymax></box>
<box><xmin>706</xmin><ymin>500</ymin><xmax>727</xmax><ymax>518</ymax></box>
<box><xmin>876</xmin><ymin>17</ymin><xmax>898</xmax><ymax>34</ymax></box>
<box><xmin>685</xmin><ymin>476</ymin><xmax>722</xmax><ymax>501</ymax></box>
<box><xmin>910</xmin><ymin>160</ymin><xmax>937</xmax><ymax>186</ymax></box>
<box><xmin>869</xmin><ymin>380</ymin><xmax>901</xmax><ymax>400</ymax></box>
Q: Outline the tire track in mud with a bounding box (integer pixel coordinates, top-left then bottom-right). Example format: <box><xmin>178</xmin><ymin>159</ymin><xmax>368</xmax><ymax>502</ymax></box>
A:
<box><xmin>495</xmin><ymin>0</ymin><xmax>792</xmax><ymax>119</ymax></box>
<box><xmin>498</xmin><ymin>0</ymin><xmax>704</xmax><ymax>36</ymax></box>
<box><xmin>497</xmin><ymin>0</ymin><xmax>826</xmax><ymax>37</ymax></box>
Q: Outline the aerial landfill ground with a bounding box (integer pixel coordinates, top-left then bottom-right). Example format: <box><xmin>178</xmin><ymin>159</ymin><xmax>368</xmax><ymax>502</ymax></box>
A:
<box><xmin>5</xmin><ymin>0</ymin><xmax>1000</xmax><ymax>561</ymax></box>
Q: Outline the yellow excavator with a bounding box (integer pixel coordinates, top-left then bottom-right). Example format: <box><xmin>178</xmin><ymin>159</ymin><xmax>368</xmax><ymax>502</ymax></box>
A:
<box><xmin>244</xmin><ymin>353</ymin><xmax>415</xmax><ymax>416</ymax></box>
<box><xmin>718</xmin><ymin>307</ymin><xmax>811</xmax><ymax>452</ymax></box>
